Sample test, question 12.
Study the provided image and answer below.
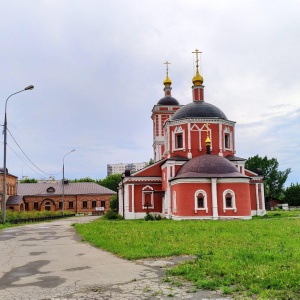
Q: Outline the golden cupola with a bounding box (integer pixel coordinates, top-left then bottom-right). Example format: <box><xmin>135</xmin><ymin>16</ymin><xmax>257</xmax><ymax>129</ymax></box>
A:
<box><xmin>163</xmin><ymin>61</ymin><xmax>172</xmax><ymax>86</ymax></box>
<box><xmin>163</xmin><ymin>74</ymin><xmax>172</xmax><ymax>86</ymax></box>
<box><xmin>192</xmin><ymin>49</ymin><xmax>204</xmax><ymax>86</ymax></box>
<box><xmin>192</xmin><ymin>68</ymin><xmax>204</xmax><ymax>86</ymax></box>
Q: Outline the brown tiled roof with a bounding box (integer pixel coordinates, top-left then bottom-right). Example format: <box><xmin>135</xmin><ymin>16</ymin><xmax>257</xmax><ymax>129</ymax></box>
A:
<box><xmin>17</xmin><ymin>182</ymin><xmax>116</xmax><ymax>196</ymax></box>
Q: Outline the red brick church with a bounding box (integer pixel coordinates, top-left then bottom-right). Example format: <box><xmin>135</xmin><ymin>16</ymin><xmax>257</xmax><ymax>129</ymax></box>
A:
<box><xmin>119</xmin><ymin>51</ymin><xmax>265</xmax><ymax>220</ymax></box>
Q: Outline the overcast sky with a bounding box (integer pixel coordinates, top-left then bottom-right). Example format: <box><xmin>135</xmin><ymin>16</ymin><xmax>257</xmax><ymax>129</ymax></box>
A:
<box><xmin>0</xmin><ymin>0</ymin><xmax>299</xmax><ymax>186</ymax></box>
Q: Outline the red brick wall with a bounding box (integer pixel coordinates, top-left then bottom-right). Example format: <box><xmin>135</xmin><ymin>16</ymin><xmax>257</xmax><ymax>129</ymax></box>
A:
<box><xmin>23</xmin><ymin>194</ymin><xmax>114</xmax><ymax>214</ymax></box>
<box><xmin>171</xmin><ymin>180</ymin><xmax>251</xmax><ymax>218</ymax></box>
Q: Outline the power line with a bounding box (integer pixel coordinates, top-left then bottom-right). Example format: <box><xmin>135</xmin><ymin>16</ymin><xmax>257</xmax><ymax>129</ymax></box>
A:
<box><xmin>6</xmin><ymin>143</ymin><xmax>47</xmax><ymax>177</ymax></box>
<box><xmin>7</xmin><ymin>128</ymin><xmax>62</xmax><ymax>176</ymax></box>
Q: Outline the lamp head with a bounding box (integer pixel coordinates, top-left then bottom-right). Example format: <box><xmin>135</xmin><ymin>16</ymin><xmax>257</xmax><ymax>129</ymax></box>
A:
<box><xmin>24</xmin><ymin>85</ymin><xmax>34</xmax><ymax>90</ymax></box>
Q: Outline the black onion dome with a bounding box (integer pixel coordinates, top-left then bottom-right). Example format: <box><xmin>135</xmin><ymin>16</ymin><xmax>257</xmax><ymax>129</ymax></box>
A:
<box><xmin>157</xmin><ymin>96</ymin><xmax>179</xmax><ymax>105</ymax></box>
<box><xmin>171</xmin><ymin>101</ymin><xmax>227</xmax><ymax>120</ymax></box>
<box><xmin>175</xmin><ymin>155</ymin><xmax>247</xmax><ymax>178</ymax></box>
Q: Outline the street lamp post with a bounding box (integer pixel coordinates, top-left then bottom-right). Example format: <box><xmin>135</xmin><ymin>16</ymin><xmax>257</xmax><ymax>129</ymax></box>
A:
<box><xmin>62</xmin><ymin>149</ymin><xmax>75</xmax><ymax>216</ymax></box>
<box><xmin>2</xmin><ymin>85</ymin><xmax>34</xmax><ymax>224</ymax></box>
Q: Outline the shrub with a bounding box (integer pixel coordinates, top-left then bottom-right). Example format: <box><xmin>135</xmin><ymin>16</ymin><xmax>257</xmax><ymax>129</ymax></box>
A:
<box><xmin>144</xmin><ymin>213</ymin><xmax>154</xmax><ymax>221</ymax></box>
<box><xmin>144</xmin><ymin>213</ymin><xmax>163</xmax><ymax>221</ymax></box>
<box><xmin>103</xmin><ymin>210</ymin><xmax>123</xmax><ymax>220</ymax></box>
<box><xmin>154</xmin><ymin>214</ymin><xmax>162</xmax><ymax>220</ymax></box>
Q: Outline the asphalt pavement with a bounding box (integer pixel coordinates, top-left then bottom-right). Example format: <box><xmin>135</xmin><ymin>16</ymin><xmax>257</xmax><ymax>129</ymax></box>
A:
<box><xmin>0</xmin><ymin>216</ymin><xmax>229</xmax><ymax>299</ymax></box>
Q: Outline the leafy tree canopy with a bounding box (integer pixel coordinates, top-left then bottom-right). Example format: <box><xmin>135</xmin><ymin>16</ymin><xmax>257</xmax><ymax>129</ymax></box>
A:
<box><xmin>68</xmin><ymin>174</ymin><xmax>122</xmax><ymax>192</ymax></box>
<box><xmin>70</xmin><ymin>177</ymin><xmax>95</xmax><ymax>183</ymax></box>
<box><xmin>97</xmin><ymin>174</ymin><xmax>122</xmax><ymax>192</ymax></box>
<box><xmin>284</xmin><ymin>183</ymin><xmax>300</xmax><ymax>206</ymax></box>
<box><xmin>245</xmin><ymin>155</ymin><xmax>291</xmax><ymax>199</ymax></box>
<box><xmin>19</xmin><ymin>178</ymin><xmax>38</xmax><ymax>183</ymax></box>
<box><xmin>109</xmin><ymin>194</ymin><xmax>118</xmax><ymax>211</ymax></box>
<box><xmin>147</xmin><ymin>158</ymin><xmax>154</xmax><ymax>166</ymax></box>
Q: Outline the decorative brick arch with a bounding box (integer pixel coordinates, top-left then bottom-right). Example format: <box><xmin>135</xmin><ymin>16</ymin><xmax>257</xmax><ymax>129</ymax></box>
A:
<box><xmin>41</xmin><ymin>198</ymin><xmax>56</xmax><ymax>211</ymax></box>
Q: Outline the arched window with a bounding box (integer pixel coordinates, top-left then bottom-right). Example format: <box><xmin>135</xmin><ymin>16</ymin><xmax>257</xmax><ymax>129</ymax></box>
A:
<box><xmin>194</xmin><ymin>190</ymin><xmax>208</xmax><ymax>213</ymax></box>
<box><xmin>142</xmin><ymin>186</ymin><xmax>154</xmax><ymax>209</ymax></box>
<box><xmin>224</xmin><ymin>126</ymin><xmax>232</xmax><ymax>150</ymax></box>
<box><xmin>223</xmin><ymin>189</ymin><xmax>237</xmax><ymax>212</ymax></box>
<box><xmin>47</xmin><ymin>187</ymin><xmax>55</xmax><ymax>193</ymax></box>
<box><xmin>172</xmin><ymin>126</ymin><xmax>185</xmax><ymax>151</ymax></box>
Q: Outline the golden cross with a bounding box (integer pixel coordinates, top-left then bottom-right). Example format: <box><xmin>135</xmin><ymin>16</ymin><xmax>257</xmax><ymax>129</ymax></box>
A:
<box><xmin>205</xmin><ymin>122</ymin><xmax>210</xmax><ymax>136</ymax></box>
<box><xmin>164</xmin><ymin>61</ymin><xmax>171</xmax><ymax>76</ymax></box>
<box><xmin>192</xmin><ymin>49</ymin><xmax>202</xmax><ymax>68</ymax></box>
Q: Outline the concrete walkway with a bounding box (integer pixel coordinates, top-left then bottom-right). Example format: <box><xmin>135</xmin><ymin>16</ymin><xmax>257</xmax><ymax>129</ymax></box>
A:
<box><xmin>0</xmin><ymin>216</ymin><xmax>228</xmax><ymax>299</ymax></box>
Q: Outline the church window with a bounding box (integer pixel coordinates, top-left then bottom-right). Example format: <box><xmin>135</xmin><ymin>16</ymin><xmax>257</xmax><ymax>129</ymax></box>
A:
<box><xmin>224</xmin><ymin>126</ymin><xmax>232</xmax><ymax>150</ymax></box>
<box><xmin>172</xmin><ymin>126</ymin><xmax>185</xmax><ymax>151</ymax></box>
<box><xmin>197</xmin><ymin>196</ymin><xmax>204</xmax><ymax>208</ymax></box>
<box><xmin>194</xmin><ymin>190</ymin><xmax>208</xmax><ymax>213</ymax></box>
<box><xmin>225</xmin><ymin>134</ymin><xmax>230</xmax><ymax>149</ymax></box>
<box><xmin>223</xmin><ymin>190</ymin><xmax>237</xmax><ymax>212</ymax></box>
<box><xmin>225</xmin><ymin>194</ymin><xmax>232</xmax><ymax>207</ymax></box>
<box><xmin>82</xmin><ymin>201</ymin><xmax>88</xmax><ymax>208</ymax></box>
<box><xmin>142</xmin><ymin>186</ymin><xmax>154</xmax><ymax>208</ymax></box>
<box><xmin>176</xmin><ymin>134</ymin><xmax>183</xmax><ymax>148</ymax></box>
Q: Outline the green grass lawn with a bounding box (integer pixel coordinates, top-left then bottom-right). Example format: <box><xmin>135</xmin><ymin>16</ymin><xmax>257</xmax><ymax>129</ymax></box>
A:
<box><xmin>75</xmin><ymin>211</ymin><xmax>300</xmax><ymax>299</ymax></box>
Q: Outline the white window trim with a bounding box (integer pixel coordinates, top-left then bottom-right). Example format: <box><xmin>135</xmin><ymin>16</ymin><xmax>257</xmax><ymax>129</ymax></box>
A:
<box><xmin>194</xmin><ymin>190</ymin><xmax>208</xmax><ymax>213</ymax></box>
<box><xmin>223</xmin><ymin>189</ymin><xmax>237</xmax><ymax>213</ymax></box>
<box><xmin>142</xmin><ymin>185</ymin><xmax>154</xmax><ymax>209</ymax></box>
<box><xmin>172</xmin><ymin>126</ymin><xmax>185</xmax><ymax>151</ymax></box>
<box><xmin>224</xmin><ymin>126</ymin><xmax>232</xmax><ymax>150</ymax></box>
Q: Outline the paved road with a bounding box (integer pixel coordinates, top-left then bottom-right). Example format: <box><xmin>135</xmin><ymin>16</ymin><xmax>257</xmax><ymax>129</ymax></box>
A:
<box><xmin>0</xmin><ymin>216</ymin><xmax>228</xmax><ymax>299</ymax></box>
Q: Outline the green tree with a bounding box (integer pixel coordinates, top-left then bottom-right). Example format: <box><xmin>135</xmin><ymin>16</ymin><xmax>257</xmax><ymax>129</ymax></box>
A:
<box><xmin>69</xmin><ymin>177</ymin><xmax>95</xmax><ymax>183</ymax></box>
<box><xmin>245</xmin><ymin>155</ymin><xmax>291</xmax><ymax>199</ymax></box>
<box><xmin>19</xmin><ymin>178</ymin><xmax>38</xmax><ymax>183</ymax></box>
<box><xmin>97</xmin><ymin>174</ymin><xmax>122</xmax><ymax>192</ymax></box>
<box><xmin>147</xmin><ymin>158</ymin><xmax>154</xmax><ymax>166</ymax></box>
<box><xmin>284</xmin><ymin>183</ymin><xmax>300</xmax><ymax>206</ymax></box>
<box><xmin>109</xmin><ymin>194</ymin><xmax>118</xmax><ymax>212</ymax></box>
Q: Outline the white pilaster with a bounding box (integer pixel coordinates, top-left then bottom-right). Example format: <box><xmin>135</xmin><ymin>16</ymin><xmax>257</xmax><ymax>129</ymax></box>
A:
<box><xmin>255</xmin><ymin>183</ymin><xmax>259</xmax><ymax>215</ymax></box>
<box><xmin>211</xmin><ymin>178</ymin><xmax>218</xmax><ymax>219</ymax></box>
<box><xmin>219</xmin><ymin>123</ymin><xmax>222</xmax><ymax>155</ymax></box>
<box><xmin>188</xmin><ymin>123</ymin><xmax>192</xmax><ymax>158</ymax></box>
<box><xmin>158</xmin><ymin>114</ymin><xmax>162</xmax><ymax>137</ymax></box>
<box><xmin>261</xmin><ymin>183</ymin><xmax>266</xmax><ymax>211</ymax></box>
<box><xmin>131</xmin><ymin>184</ymin><xmax>135</xmax><ymax>213</ymax></box>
